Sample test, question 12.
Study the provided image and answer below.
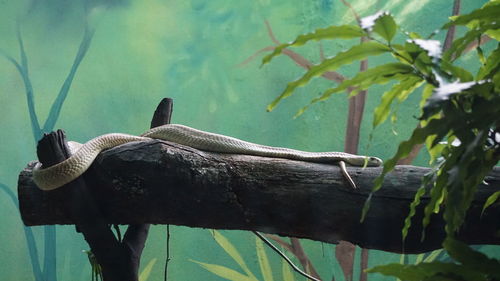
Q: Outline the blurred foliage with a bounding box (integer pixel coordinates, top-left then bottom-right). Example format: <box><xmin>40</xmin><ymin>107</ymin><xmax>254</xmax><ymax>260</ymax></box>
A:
<box><xmin>369</xmin><ymin>238</ymin><xmax>500</xmax><ymax>281</ymax></box>
<box><xmin>263</xmin><ymin>0</ymin><xmax>500</xmax><ymax>280</ymax></box>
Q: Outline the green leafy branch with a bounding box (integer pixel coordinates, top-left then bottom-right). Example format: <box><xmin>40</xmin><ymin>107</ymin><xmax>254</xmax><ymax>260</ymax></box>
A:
<box><xmin>263</xmin><ymin>0</ymin><xmax>500</xmax><ymax>240</ymax></box>
<box><xmin>262</xmin><ymin>1</ymin><xmax>500</xmax><ymax>280</ymax></box>
<box><xmin>368</xmin><ymin>238</ymin><xmax>500</xmax><ymax>281</ymax></box>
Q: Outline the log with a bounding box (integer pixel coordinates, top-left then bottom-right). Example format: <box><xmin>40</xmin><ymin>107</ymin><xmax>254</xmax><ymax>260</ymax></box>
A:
<box><xmin>18</xmin><ymin>140</ymin><xmax>500</xmax><ymax>253</ymax></box>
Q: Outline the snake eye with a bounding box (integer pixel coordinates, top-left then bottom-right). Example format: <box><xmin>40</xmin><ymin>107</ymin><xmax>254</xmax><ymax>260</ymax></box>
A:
<box><xmin>369</xmin><ymin>157</ymin><xmax>382</xmax><ymax>165</ymax></box>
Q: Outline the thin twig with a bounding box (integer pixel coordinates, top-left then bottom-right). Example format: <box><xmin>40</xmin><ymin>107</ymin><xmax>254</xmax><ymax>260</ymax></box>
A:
<box><xmin>290</xmin><ymin>238</ymin><xmax>322</xmax><ymax>280</ymax></box>
<box><xmin>164</xmin><ymin>225</ymin><xmax>171</xmax><ymax>281</ymax></box>
<box><xmin>254</xmin><ymin>232</ymin><xmax>321</xmax><ymax>281</ymax></box>
<box><xmin>266</xmin><ymin>235</ymin><xmax>321</xmax><ymax>279</ymax></box>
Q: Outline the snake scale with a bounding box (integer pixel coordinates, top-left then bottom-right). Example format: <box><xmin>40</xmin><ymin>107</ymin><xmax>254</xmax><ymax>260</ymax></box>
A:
<box><xmin>33</xmin><ymin>124</ymin><xmax>382</xmax><ymax>191</ymax></box>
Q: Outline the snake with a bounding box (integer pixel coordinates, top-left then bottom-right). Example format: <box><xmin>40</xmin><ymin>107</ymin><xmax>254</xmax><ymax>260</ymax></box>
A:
<box><xmin>32</xmin><ymin>124</ymin><xmax>382</xmax><ymax>191</ymax></box>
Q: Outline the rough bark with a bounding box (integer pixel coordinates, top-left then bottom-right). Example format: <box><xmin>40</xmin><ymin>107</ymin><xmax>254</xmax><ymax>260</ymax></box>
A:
<box><xmin>18</xmin><ymin>140</ymin><xmax>500</xmax><ymax>254</ymax></box>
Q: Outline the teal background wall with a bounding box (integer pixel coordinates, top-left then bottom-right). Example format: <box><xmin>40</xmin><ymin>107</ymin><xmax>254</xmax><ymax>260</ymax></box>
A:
<box><xmin>0</xmin><ymin>0</ymin><xmax>497</xmax><ymax>280</ymax></box>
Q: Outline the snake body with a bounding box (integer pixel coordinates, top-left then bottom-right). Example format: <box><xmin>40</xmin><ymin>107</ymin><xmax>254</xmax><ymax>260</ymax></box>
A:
<box><xmin>33</xmin><ymin>124</ymin><xmax>382</xmax><ymax>191</ymax></box>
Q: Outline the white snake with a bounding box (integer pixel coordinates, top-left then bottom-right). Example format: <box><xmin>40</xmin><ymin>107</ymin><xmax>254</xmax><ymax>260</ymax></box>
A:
<box><xmin>32</xmin><ymin>124</ymin><xmax>382</xmax><ymax>191</ymax></box>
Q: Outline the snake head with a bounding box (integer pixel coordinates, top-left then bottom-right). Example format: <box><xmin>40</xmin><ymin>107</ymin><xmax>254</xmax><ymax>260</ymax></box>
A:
<box><xmin>367</xmin><ymin>156</ymin><xmax>383</xmax><ymax>166</ymax></box>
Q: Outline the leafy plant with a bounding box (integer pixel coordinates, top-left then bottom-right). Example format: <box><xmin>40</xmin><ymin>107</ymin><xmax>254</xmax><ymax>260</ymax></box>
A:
<box><xmin>396</xmin><ymin>248</ymin><xmax>443</xmax><ymax>281</ymax></box>
<box><xmin>263</xmin><ymin>1</ymin><xmax>500</xmax><ymax>239</ymax></box>
<box><xmin>262</xmin><ymin>1</ymin><xmax>500</xmax><ymax>280</ymax></box>
<box><xmin>369</xmin><ymin>238</ymin><xmax>500</xmax><ymax>281</ymax></box>
<box><xmin>192</xmin><ymin>230</ymin><xmax>306</xmax><ymax>281</ymax></box>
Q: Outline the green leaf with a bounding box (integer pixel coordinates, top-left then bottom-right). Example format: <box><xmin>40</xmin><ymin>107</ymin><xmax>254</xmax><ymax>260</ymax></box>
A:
<box><xmin>402</xmin><ymin>185</ymin><xmax>427</xmax><ymax>242</ymax></box>
<box><xmin>443</xmin><ymin>22</ymin><xmax>500</xmax><ymax>61</ymax></box>
<box><xmin>486</xmin><ymin>29</ymin><xmax>500</xmax><ymax>41</ymax></box>
<box><xmin>477</xmin><ymin>44</ymin><xmax>500</xmax><ymax>80</ymax></box>
<box><xmin>443</xmin><ymin>130</ymin><xmax>495</xmax><ymax>235</ymax></box>
<box><xmin>408</xmin><ymin>39</ymin><xmax>442</xmax><ymax>62</ymax></box>
<box><xmin>373</xmin><ymin>76</ymin><xmax>423</xmax><ymax>127</ymax></box>
<box><xmin>477</xmin><ymin>44</ymin><xmax>486</xmax><ymax>64</ymax></box>
<box><xmin>373</xmin><ymin>13</ymin><xmax>397</xmax><ymax>42</ymax></box>
<box><xmin>256</xmin><ymin>237</ymin><xmax>274</xmax><ymax>281</ymax></box>
<box><xmin>261</xmin><ymin>25</ymin><xmax>365</xmax><ymax>66</ymax></box>
<box><xmin>367</xmin><ymin>262</ymin><xmax>487</xmax><ymax>281</ymax></box>
<box><xmin>444</xmin><ymin>238</ymin><xmax>500</xmax><ymax>279</ymax></box>
<box><xmin>191</xmin><ymin>260</ymin><xmax>257</xmax><ymax>281</ymax></box>
<box><xmin>443</xmin><ymin>3</ymin><xmax>500</xmax><ymax>28</ymax></box>
<box><xmin>423</xmin><ymin>249</ymin><xmax>443</xmax><ymax>263</ymax></box>
<box><xmin>482</xmin><ymin>191</ymin><xmax>500</xmax><ymax>215</ymax></box>
<box><xmin>422</xmin><ymin>114</ymin><xmax>445</xmax><ymax>164</ymax></box>
<box><xmin>295</xmin><ymin>64</ymin><xmax>420</xmax><ymax>118</ymax></box>
<box><xmin>139</xmin><ymin>258</ymin><xmax>157</xmax><ymax>281</ymax></box>
<box><xmin>494</xmin><ymin>70</ymin><xmax>500</xmax><ymax>92</ymax></box>
<box><xmin>211</xmin><ymin>230</ymin><xmax>258</xmax><ymax>280</ymax></box>
<box><xmin>267</xmin><ymin>41</ymin><xmax>391</xmax><ymax>111</ymax></box>
<box><xmin>391</xmin><ymin>44</ymin><xmax>414</xmax><ymax>64</ymax></box>
<box><xmin>360</xmin><ymin>193</ymin><xmax>373</xmax><ymax>222</ymax></box>
<box><xmin>367</xmin><ymin>262</ymin><xmax>486</xmax><ymax>281</ymax></box>
<box><xmin>421</xmin><ymin>169</ymin><xmax>448</xmax><ymax>239</ymax></box>
<box><xmin>441</xmin><ymin>61</ymin><xmax>474</xmax><ymax>82</ymax></box>
<box><xmin>419</xmin><ymin>84</ymin><xmax>435</xmax><ymax>109</ymax></box>
<box><xmin>363</xmin><ymin>118</ymin><xmax>446</xmax><ymax>220</ymax></box>
<box><xmin>321</xmin><ymin>62</ymin><xmax>416</xmax><ymax>99</ymax></box>
<box><xmin>375</xmin><ymin>118</ymin><xmax>444</xmax><ymax>191</ymax></box>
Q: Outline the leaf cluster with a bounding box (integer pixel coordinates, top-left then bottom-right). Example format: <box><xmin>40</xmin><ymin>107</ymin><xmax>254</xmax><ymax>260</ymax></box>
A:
<box><xmin>263</xmin><ymin>0</ymin><xmax>500</xmax><ymax>237</ymax></box>
<box><xmin>262</xmin><ymin>1</ymin><xmax>500</xmax><ymax>280</ymax></box>
<box><xmin>368</xmin><ymin>238</ymin><xmax>500</xmax><ymax>281</ymax></box>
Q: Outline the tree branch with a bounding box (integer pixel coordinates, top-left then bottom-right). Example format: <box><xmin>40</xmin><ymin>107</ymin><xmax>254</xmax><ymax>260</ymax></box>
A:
<box><xmin>18</xmin><ymin>143</ymin><xmax>500</xmax><ymax>254</ymax></box>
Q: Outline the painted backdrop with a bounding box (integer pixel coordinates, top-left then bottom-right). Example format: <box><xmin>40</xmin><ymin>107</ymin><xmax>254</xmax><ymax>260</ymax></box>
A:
<box><xmin>0</xmin><ymin>0</ymin><xmax>496</xmax><ymax>280</ymax></box>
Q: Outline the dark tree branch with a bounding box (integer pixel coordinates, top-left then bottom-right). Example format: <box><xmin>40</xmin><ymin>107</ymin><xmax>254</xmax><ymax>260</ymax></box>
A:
<box><xmin>18</xmin><ymin>142</ymin><xmax>500</xmax><ymax>254</ymax></box>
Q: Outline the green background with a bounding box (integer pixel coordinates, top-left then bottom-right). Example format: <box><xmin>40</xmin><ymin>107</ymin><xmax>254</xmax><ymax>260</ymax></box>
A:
<box><xmin>0</xmin><ymin>0</ymin><xmax>497</xmax><ymax>280</ymax></box>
